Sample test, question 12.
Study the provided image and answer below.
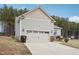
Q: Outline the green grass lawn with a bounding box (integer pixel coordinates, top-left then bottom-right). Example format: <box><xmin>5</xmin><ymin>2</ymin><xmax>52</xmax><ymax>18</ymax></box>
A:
<box><xmin>60</xmin><ymin>40</ymin><xmax>79</xmax><ymax>49</ymax></box>
<box><xmin>0</xmin><ymin>36</ymin><xmax>32</xmax><ymax>55</ymax></box>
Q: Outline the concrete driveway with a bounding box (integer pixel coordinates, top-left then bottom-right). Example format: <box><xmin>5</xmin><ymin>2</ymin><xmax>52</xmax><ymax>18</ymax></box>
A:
<box><xmin>25</xmin><ymin>42</ymin><xmax>79</xmax><ymax>55</ymax></box>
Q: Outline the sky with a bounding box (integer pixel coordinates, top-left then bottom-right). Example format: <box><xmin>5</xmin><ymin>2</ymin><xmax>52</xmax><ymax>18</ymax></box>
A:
<box><xmin>0</xmin><ymin>4</ymin><xmax>79</xmax><ymax>22</ymax></box>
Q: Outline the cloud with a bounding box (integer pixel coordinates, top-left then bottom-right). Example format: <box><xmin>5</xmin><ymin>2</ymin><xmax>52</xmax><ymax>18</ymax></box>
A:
<box><xmin>69</xmin><ymin>16</ymin><xmax>79</xmax><ymax>23</ymax></box>
<box><xmin>21</xmin><ymin>7</ymin><xmax>26</xmax><ymax>9</ymax></box>
<box><xmin>17</xmin><ymin>6</ymin><xmax>26</xmax><ymax>10</ymax></box>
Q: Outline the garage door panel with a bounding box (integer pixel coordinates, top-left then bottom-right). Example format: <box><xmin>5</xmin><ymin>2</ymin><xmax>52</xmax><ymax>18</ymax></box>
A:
<box><xmin>27</xmin><ymin>33</ymin><xmax>38</xmax><ymax>42</ymax></box>
<box><xmin>26</xmin><ymin>31</ymin><xmax>49</xmax><ymax>43</ymax></box>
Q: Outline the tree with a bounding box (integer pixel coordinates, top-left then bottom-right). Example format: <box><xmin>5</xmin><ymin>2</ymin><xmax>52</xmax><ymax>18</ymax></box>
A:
<box><xmin>51</xmin><ymin>15</ymin><xmax>79</xmax><ymax>39</ymax></box>
<box><xmin>0</xmin><ymin>4</ymin><xmax>29</xmax><ymax>36</ymax></box>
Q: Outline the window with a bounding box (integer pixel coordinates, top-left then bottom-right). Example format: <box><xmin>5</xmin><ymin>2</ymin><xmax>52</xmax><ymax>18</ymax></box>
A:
<box><xmin>54</xmin><ymin>30</ymin><xmax>57</xmax><ymax>35</ymax></box>
<box><xmin>18</xmin><ymin>20</ymin><xmax>20</xmax><ymax>23</ymax></box>
<box><xmin>20</xmin><ymin>15</ymin><xmax>25</xmax><ymax>19</ymax></box>
<box><xmin>33</xmin><ymin>31</ymin><xmax>38</xmax><ymax>33</ymax></box>
<box><xmin>45</xmin><ymin>32</ymin><xmax>49</xmax><ymax>34</ymax></box>
<box><xmin>22</xmin><ymin>29</ymin><xmax>24</xmax><ymax>32</ymax></box>
<box><xmin>51</xmin><ymin>30</ymin><xmax>53</xmax><ymax>33</ymax></box>
<box><xmin>27</xmin><ymin>30</ymin><xmax>32</xmax><ymax>33</ymax></box>
<box><xmin>39</xmin><ymin>31</ymin><xmax>43</xmax><ymax>33</ymax></box>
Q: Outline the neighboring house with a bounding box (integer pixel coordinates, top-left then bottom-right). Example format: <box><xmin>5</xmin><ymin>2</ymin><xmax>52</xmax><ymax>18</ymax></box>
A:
<box><xmin>0</xmin><ymin>20</ymin><xmax>11</xmax><ymax>36</ymax></box>
<box><xmin>54</xmin><ymin>25</ymin><xmax>62</xmax><ymax>37</ymax></box>
<box><xmin>0</xmin><ymin>21</ymin><xmax>10</xmax><ymax>36</ymax></box>
<box><xmin>0</xmin><ymin>21</ymin><xmax>4</xmax><ymax>34</ymax></box>
<box><xmin>15</xmin><ymin>7</ymin><xmax>61</xmax><ymax>43</ymax></box>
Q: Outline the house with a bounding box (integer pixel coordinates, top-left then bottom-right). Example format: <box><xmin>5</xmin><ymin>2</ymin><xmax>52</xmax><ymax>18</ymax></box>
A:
<box><xmin>54</xmin><ymin>25</ymin><xmax>62</xmax><ymax>37</ymax></box>
<box><xmin>15</xmin><ymin>7</ymin><xmax>61</xmax><ymax>43</ymax></box>
<box><xmin>0</xmin><ymin>21</ymin><xmax>11</xmax><ymax>36</ymax></box>
<box><xmin>0</xmin><ymin>21</ymin><xmax>5</xmax><ymax>35</ymax></box>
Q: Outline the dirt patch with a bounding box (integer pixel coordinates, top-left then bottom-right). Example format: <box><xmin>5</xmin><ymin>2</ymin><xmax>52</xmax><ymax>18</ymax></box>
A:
<box><xmin>0</xmin><ymin>36</ymin><xmax>32</xmax><ymax>55</ymax></box>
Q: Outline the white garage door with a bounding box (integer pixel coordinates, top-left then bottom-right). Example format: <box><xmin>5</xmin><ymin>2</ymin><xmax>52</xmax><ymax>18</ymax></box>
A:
<box><xmin>26</xmin><ymin>30</ymin><xmax>49</xmax><ymax>43</ymax></box>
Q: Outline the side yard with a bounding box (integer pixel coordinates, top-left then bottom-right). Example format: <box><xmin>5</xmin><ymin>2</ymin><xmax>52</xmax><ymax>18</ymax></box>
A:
<box><xmin>61</xmin><ymin>39</ymin><xmax>79</xmax><ymax>49</ymax></box>
<box><xmin>0</xmin><ymin>36</ymin><xmax>32</xmax><ymax>55</ymax></box>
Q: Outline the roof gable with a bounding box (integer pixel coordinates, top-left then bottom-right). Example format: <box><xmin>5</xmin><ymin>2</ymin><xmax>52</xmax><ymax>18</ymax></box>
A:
<box><xmin>54</xmin><ymin>25</ymin><xmax>62</xmax><ymax>29</ymax></box>
<box><xmin>17</xmin><ymin>7</ymin><xmax>55</xmax><ymax>22</ymax></box>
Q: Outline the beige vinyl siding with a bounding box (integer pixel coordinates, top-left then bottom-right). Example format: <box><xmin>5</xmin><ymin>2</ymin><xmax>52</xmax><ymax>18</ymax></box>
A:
<box><xmin>15</xmin><ymin>17</ymin><xmax>20</xmax><ymax>39</ymax></box>
<box><xmin>20</xmin><ymin>8</ymin><xmax>53</xmax><ymax>36</ymax></box>
<box><xmin>21</xmin><ymin>19</ymin><xmax>51</xmax><ymax>31</ymax></box>
<box><xmin>24</xmin><ymin>8</ymin><xmax>52</xmax><ymax>21</ymax></box>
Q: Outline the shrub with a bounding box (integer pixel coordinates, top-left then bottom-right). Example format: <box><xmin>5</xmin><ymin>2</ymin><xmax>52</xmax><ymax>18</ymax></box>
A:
<box><xmin>64</xmin><ymin>38</ymin><xmax>69</xmax><ymax>43</ymax></box>
<box><xmin>56</xmin><ymin>36</ymin><xmax>63</xmax><ymax>41</ymax></box>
